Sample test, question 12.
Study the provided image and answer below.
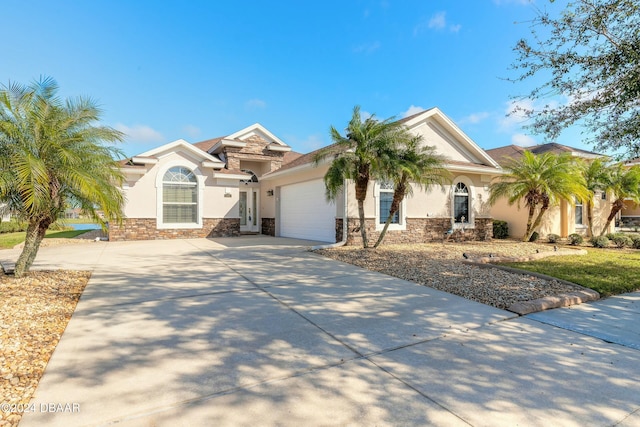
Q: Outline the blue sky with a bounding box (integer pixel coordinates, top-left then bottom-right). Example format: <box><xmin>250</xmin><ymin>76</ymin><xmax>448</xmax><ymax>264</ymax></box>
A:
<box><xmin>2</xmin><ymin>0</ymin><xmax>591</xmax><ymax>158</ymax></box>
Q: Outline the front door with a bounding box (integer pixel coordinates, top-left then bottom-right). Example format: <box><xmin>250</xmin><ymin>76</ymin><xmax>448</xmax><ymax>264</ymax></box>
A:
<box><xmin>239</xmin><ymin>189</ymin><xmax>259</xmax><ymax>232</ymax></box>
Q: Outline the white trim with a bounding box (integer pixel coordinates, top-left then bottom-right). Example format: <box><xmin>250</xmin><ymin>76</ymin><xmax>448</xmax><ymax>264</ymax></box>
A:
<box><xmin>131</xmin><ymin>156</ymin><xmax>158</xmax><ymax>164</ymax></box>
<box><xmin>201</xmin><ymin>160</ymin><xmax>225</xmax><ymax>169</ymax></box>
<box><xmin>374</xmin><ymin>181</ymin><xmax>406</xmax><ymax>231</ymax></box>
<box><xmin>138</xmin><ymin>139</ymin><xmax>225</xmax><ymax>167</ymax></box>
<box><xmin>212</xmin><ymin>172</ymin><xmax>252</xmax><ymax>180</ymax></box>
<box><xmin>267</xmin><ymin>143</ymin><xmax>292</xmax><ymax>152</ymax></box>
<box><xmin>227</xmin><ymin>123</ymin><xmax>290</xmax><ymax>147</ymax></box>
<box><xmin>155</xmin><ymin>161</ymin><xmax>204</xmax><ymax>229</ymax></box>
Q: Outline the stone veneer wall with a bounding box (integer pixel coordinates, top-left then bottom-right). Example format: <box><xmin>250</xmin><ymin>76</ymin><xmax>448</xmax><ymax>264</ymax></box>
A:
<box><xmin>261</xmin><ymin>218</ymin><xmax>276</xmax><ymax>236</ymax></box>
<box><xmin>109</xmin><ymin>218</ymin><xmax>240</xmax><ymax>241</ymax></box>
<box><xmin>339</xmin><ymin>217</ymin><xmax>493</xmax><ymax>246</ymax></box>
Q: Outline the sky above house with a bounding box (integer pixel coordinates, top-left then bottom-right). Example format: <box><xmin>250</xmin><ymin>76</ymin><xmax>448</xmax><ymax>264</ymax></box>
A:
<box><xmin>2</xmin><ymin>0</ymin><xmax>601</xmax><ymax>158</ymax></box>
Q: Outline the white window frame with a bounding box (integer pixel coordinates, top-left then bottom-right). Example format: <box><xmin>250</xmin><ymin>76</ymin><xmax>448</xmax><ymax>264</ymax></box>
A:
<box><xmin>374</xmin><ymin>181</ymin><xmax>406</xmax><ymax>231</ymax></box>
<box><xmin>575</xmin><ymin>196</ymin><xmax>585</xmax><ymax>227</ymax></box>
<box><xmin>156</xmin><ymin>161</ymin><xmax>205</xmax><ymax>229</ymax></box>
<box><xmin>451</xmin><ymin>176</ymin><xmax>474</xmax><ymax>229</ymax></box>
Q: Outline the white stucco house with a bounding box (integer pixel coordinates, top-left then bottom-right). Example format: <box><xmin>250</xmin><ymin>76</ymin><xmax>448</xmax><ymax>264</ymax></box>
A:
<box><xmin>111</xmin><ymin>108</ymin><xmax>503</xmax><ymax>243</ymax></box>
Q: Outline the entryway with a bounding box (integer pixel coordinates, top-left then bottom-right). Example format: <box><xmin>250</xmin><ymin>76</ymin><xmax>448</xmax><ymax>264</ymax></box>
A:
<box><xmin>239</xmin><ymin>188</ymin><xmax>259</xmax><ymax>233</ymax></box>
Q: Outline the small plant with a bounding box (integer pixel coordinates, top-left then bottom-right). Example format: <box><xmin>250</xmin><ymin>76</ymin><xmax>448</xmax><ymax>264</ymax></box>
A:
<box><xmin>605</xmin><ymin>232</ymin><xmax>617</xmax><ymax>241</ymax></box>
<box><xmin>590</xmin><ymin>236</ymin><xmax>610</xmax><ymax>248</ymax></box>
<box><xmin>492</xmin><ymin>220</ymin><xmax>509</xmax><ymax>239</ymax></box>
<box><xmin>612</xmin><ymin>235</ymin><xmax>633</xmax><ymax>248</ymax></box>
<box><xmin>632</xmin><ymin>236</ymin><xmax>640</xmax><ymax>249</ymax></box>
<box><xmin>568</xmin><ymin>233</ymin><xmax>584</xmax><ymax>246</ymax></box>
<box><xmin>547</xmin><ymin>233</ymin><xmax>561</xmax><ymax>243</ymax></box>
<box><xmin>529</xmin><ymin>231</ymin><xmax>539</xmax><ymax>242</ymax></box>
<box><xmin>0</xmin><ymin>221</ymin><xmax>28</xmax><ymax>234</ymax></box>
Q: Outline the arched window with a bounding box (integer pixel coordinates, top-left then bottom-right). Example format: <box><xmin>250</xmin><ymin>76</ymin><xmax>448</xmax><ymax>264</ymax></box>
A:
<box><xmin>454</xmin><ymin>182</ymin><xmax>469</xmax><ymax>223</ymax></box>
<box><xmin>162</xmin><ymin>167</ymin><xmax>197</xmax><ymax>223</ymax></box>
<box><xmin>240</xmin><ymin>169</ymin><xmax>258</xmax><ymax>183</ymax></box>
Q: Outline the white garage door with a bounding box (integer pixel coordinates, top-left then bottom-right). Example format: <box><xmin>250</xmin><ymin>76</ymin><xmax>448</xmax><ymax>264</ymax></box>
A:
<box><xmin>280</xmin><ymin>180</ymin><xmax>336</xmax><ymax>242</ymax></box>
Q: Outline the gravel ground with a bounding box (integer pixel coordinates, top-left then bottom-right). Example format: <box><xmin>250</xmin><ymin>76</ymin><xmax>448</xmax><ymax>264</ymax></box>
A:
<box><xmin>317</xmin><ymin>241</ymin><xmax>588</xmax><ymax>310</ymax></box>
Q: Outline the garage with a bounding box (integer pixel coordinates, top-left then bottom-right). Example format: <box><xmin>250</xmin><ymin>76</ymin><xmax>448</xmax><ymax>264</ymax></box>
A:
<box><xmin>279</xmin><ymin>179</ymin><xmax>336</xmax><ymax>242</ymax></box>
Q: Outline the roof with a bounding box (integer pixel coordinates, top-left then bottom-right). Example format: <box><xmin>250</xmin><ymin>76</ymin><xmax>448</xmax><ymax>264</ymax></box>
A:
<box><xmin>264</xmin><ymin>143</ymin><xmax>341</xmax><ymax>177</ymax></box>
<box><xmin>486</xmin><ymin>143</ymin><xmax>605</xmax><ymax>166</ymax></box>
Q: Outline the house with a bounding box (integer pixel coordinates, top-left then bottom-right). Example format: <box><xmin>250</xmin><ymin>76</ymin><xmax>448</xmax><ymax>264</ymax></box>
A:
<box><xmin>111</xmin><ymin>108</ymin><xmax>503</xmax><ymax>243</ymax></box>
<box><xmin>486</xmin><ymin>143</ymin><xmax>615</xmax><ymax>238</ymax></box>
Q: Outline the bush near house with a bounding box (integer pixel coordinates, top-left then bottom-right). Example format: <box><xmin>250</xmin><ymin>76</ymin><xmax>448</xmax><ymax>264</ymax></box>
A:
<box><xmin>568</xmin><ymin>233</ymin><xmax>584</xmax><ymax>246</ymax></box>
<box><xmin>632</xmin><ymin>236</ymin><xmax>640</xmax><ymax>249</ymax></box>
<box><xmin>612</xmin><ymin>234</ymin><xmax>634</xmax><ymax>248</ymax></box>
<box><xmin>529</xmin><ymin>231</ymin><xmax>540</xmax><ymax>242</ymax></box>
<box><xmin>492</xmin><ymin>220</ymin><xmax>509</xmax><ymax>239</ymax></box>
<box><xmin>0</xmin><ymin>221</ymin><xmax>27</xmax><ymax>234</ymax></box>
<box><xmin>590</xmin><ymin>236</ymin><xmax>610</xmax><ymax>248</ymax></box>
<box><xmin>547</xmin><ymin>233</ymin><xmax>561</xmax><ymax>243</ymax></box>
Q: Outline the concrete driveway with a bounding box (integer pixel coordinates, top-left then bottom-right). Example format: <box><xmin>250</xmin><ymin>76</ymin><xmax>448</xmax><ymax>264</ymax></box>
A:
<box><xmin>7</xmin><ymin>236</ymin><xmax>640</xmax><ymax>426</ymax></box>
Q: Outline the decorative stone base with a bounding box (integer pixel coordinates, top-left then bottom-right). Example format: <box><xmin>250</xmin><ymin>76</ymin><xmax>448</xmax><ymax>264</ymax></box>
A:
<box><xmin>261</xmin><ymin>218</ymin><xmax>275</xmax><ymax>236</ymax></box>
<box><xmin>109</xmin><ymin>218</ymin><xmax>240</xmax><ymax>241</ymax></box>
<box><xmin>340</xmin><ymin>217</ymin><xmax>493</xmax><ymax>246</ymax></box>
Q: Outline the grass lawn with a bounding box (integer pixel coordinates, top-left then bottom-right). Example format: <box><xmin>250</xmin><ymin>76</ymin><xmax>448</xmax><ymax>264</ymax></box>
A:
<box><xmin>0</xmin><ymin>229</ymin><xmax>90</xmax><ymax>249</ymax></box>
<box><xmin>504</xmin><ymin>247</ymin><xmax>640</xmax><ymax>297</ymax></box>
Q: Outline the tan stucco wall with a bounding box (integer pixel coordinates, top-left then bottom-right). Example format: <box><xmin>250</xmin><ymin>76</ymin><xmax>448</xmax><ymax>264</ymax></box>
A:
<box><xmin>490</xmin><ymin>193</ymin><xmax>615</xmax><ymax>239</ymax></box>
<box><xmin>623</xmin><ymin>201</ymin><xmax>640</xmax><ymax>217</ymax></box>
<box><xmin>122</xmin><ymin>150</ymin><xmax>239</xmax><ymax>220</ymax></box>
<box><xmin>408</xmin><ymin>121</ymin><xmax>482</xmax><ymax>164</ymax></box>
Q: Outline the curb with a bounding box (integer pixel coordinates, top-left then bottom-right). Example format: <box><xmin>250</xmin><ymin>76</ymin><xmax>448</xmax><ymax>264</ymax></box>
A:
<box><xmin>463</xmin><ymin>260</ymin><xmax>600</xmax><ymax>315</ymax></box>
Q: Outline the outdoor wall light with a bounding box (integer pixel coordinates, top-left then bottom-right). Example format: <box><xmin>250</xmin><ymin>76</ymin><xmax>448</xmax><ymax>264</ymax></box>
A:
<box><xmin>266</xmin><ymin>189</ymin><xmax>274</xmax><ymax>196</ymax></box>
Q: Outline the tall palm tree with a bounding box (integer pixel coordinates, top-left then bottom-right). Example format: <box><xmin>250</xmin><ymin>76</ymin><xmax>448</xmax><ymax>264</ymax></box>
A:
<box><xmin>599</xmin><ymin>163</ymin><xmax>640</xmax><ymax>236</ymax></box>
<box><xmin>373</xmin><ymin>136</ymin><xmax>449</xmax><ymax>248</ymax></box>
<box><xmin>489</xmin><ymin>151</ymin><xmax>587</xmax><ymax>242</ymax></box>
<box><xmin>580</xmin><ymin>157</ymin><xmax>612</xmax><ymax>237</ymax></box>
<box><xmin>0</xmin><ymin>77</ymin><xmax>125</xmax><ymax>277</ymax></box>
<box><xmin>314</xmin><ymin>106</ymin><xmax>408</xmax><ymax>248</ymax></box>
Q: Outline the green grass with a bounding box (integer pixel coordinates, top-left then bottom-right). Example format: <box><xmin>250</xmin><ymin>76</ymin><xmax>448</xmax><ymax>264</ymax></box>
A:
<box><xmin>0</xmin><ymin>229</ymin><xmax>90</xmax><ymax>249</ymax></box>
<box><xmin>504</xmin><ymin>248</ymin><xmax>640</xmax><ymax>297</ymax></box>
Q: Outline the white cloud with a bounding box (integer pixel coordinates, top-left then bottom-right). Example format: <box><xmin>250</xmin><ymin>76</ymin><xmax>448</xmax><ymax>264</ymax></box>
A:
<box><xmin>512</xmin><ymin>133</ymin><xmax>538</xmax><ymax>146</ymax></box>
<box><xmin>245</xmin><ymin>98</ymin><xmax>267</xmax><ymax>109</ymax></box>
<box><xmin>401</xmin><ymin>105</ymin><xmax>426</xmax><ymax>118</ymax></box>
<box><xmin>183</xmin><ymin>124</ymin><xmax>201</xmax><ymax>139</ymax></box>
<box><xmin>460</xmin><ymin>111</ymin><xmax>491</xmax><ymax>124</ymax></box>
<box><xmin>353</xmin><ymin>41</ymin><xmax>381</xmax><ymax>54</ymax></box>
<box><xmin>114</xmin><ymin>123</ymin><xmax>164</xmax><ymax>143</ymax></box>
<box><xmin>414</xmin><ymin>11</ymin><xmax>461</xmax><ymax>35</ymax></box>
<box><xmin>429</xmin><ymin>11</ymin><xmax>447</xmax><ymax>30</ymax></box>
<box><xmin>286</xmin><ymin>133</ymin><xmax>327</xmax><ymax>152</ymax></box>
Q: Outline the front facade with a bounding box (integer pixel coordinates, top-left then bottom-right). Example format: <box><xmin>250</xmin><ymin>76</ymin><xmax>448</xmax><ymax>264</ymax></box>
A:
<box><xmin>111</xmin><ymin>108</ymin><xmax>502</xmax><ymax>243</ymax></box>
<box><xmin>486</xmin><ymin>143</ymin><xmax>615</xmax><ymax>239</ymax></box>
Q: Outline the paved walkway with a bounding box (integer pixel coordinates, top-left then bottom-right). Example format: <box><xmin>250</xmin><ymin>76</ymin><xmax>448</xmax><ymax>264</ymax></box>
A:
<box><xmin>3</xmin><ymin>237</ymin><xmax>638</xmax><ymax>426</ymax></box>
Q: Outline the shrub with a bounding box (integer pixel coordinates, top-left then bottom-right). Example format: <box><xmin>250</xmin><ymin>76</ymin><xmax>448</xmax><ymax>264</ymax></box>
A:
<box><xmin>547</xmin><ymin>233</ymin><xmax>561</xmax><ymax>243</ymax></box>
<box><xmin>632</xmin><ymin>236</ymin><xmax>640</xmax><ymax>249</ymax></box>
<box><xmin>493</xmin><ymin>220</ymin><xmax>509</xmax><ymax>239</ymax></box>
<box><xmin>605</xmin><ymin>232</ymin><xmax>617</xmax><ymax>241</ymax></box>
<box><xmin>612</xmin><ymin>235</ymin><xmax>633</xmax><ymax>248</ymax></box>
<box><xmin>529</xmin><ymin>231</ymin><xmax>539</xmax><ymax>242</ymax></box>
<box><xmin>0</xmin><ymin>221</ymin><xmax>27</xmax><ymax>234</ymax></box>
<box><xmin>568</xmin><ymin>233</ymin><xmax>584</xmax><ymax>245</ymax></box>
<box><xmin>590</xmin><ymin>236</ymin><xmax>610</xmax><ymax>248</ymax></box>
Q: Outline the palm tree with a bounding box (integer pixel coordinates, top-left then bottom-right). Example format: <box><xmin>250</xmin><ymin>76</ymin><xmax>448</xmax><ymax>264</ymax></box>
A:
<box><xmin>599</xmin><ymin>163</ymin><xmax>640</xmax><ymax>236</ymax></box>
<box><xmin>314</xmin><ymin>106</ymin><xmax>408</xmax><ymax>248</ymax></box>
<box><xmin>373</xmin><ymin>136</ymin><xmax>449</xmax><ymax>248</ymax></box>
<box><xmin>581</xmin><ymin>157</ymin><xmax>610</xmax><ymax>237</ymax></box>
<box><xmin>0</xmin><ymin>77</ymin><xmax>125</xmax><ymax>277</ymax></box>
<box><xmin>489</xmin><ymin>151</ymin><xmax>587</xmax><ymax>242</ymax></box>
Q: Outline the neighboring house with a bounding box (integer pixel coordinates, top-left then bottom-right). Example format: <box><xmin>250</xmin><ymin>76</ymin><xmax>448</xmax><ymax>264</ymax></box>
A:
<box><xmin>486</xmin><ymin>143</ymin><xmax>615</xmax><ymax>238</ymax></box>
<box><xmin>111</xmin><ymin>108</ymin><xmax>503</xmax><ymax>243</ymax></box>
<box><xmin>621</xmin><ymin>158</ymin><xmax>640</xmax><ymax>227</ymax></box>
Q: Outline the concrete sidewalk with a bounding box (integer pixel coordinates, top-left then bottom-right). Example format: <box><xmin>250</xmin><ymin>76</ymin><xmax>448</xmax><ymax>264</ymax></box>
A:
<box><xmin>11</xmin><ymin>236</ymin><xmax>640</xmax><ymax>426</ymax></box>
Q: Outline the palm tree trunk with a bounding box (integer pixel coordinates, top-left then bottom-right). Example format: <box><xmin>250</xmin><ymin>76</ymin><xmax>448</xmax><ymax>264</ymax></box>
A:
<box><xmin>357</xmin><ymin>198</ymin><xmax>368</xmax><ymax>248</ymax></box>
<box><xmin>586</xmin><ymin>200</ymin><xmax>594</xmax><ymax>237</ymax></box>
<box><xmin>523</xmin><ymin>204</ymin><xmax>537</xmax><ymax>242</ymax></box>
<box><xmin>14</xmin><ymin>220</ymin><xmax>49</xmax><ymax>278</ymax></box>
<box><xmin>354</xmin><ymin>174</ymin><xmax>370</xmax><ymax>248</ymax></box>
<box><xmin>600</xmin><ymin>199</ymin><xmax>624</xmax><ymax>236</ymax></box>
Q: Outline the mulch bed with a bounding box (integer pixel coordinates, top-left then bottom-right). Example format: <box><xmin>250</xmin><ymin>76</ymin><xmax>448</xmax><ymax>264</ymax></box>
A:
<box><xmin>0</xmin><ymin>270</ymin><xmax>90</xmax><ymax>427</ymax></box>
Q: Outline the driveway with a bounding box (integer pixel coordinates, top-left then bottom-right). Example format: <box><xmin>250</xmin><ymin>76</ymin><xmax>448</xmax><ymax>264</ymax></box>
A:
<box><xmin>9</xmin><ymin>236</ymin><xmax>640</xmax><ymax>426</ymax></box>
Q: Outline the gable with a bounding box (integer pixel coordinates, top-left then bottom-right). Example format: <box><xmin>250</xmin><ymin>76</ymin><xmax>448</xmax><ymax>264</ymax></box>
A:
<box><xmin>402</xmin><ymin>108</ymin><xmax>500</xmax><ymax>168</ymax></box>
